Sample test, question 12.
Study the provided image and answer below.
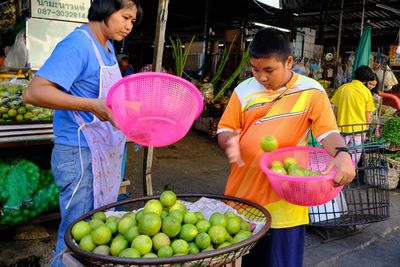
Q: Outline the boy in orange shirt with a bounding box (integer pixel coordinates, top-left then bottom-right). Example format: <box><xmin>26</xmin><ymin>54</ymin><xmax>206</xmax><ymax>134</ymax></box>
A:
<box><xmin>217</xmin><ymin>28</ymin><xmax>355</xmax><ymax>266</ymax></box>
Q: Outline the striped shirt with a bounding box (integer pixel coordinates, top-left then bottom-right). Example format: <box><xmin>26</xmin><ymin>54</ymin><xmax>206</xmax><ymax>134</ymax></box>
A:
<box><xmin>218</xmin><ymin>73</ymin><xmax>339</xmax><ymax>228</ymax></box>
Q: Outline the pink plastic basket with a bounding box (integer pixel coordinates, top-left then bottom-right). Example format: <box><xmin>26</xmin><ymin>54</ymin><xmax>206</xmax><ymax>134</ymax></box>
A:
<box><xmin>106</xmin><ymin>72</ymin><xmax>203</xmax><ymax>147</ymax></box>
<box><xmin>260</xmin><ymin>146</ymin><xmax>343</xmax><ymax>206</ymax></box>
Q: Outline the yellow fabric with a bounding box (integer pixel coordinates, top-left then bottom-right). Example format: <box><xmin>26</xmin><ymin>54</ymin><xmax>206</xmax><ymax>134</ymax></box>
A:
<box><xmin>218</xmin><ymin>73</ymin><xmax>339</xmax><ymax>228</ymax></box>
<box><xmin>331</xmin><ymin>80</ymin><xmax>376</xmax><ymax>133</ymax></box>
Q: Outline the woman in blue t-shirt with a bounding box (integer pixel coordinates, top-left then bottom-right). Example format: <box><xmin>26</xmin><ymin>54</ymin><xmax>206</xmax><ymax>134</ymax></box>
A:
<box><xmin>22</xmin><ymin>1</ymin><xmax>143</xmax><ymax>266</ymax></box>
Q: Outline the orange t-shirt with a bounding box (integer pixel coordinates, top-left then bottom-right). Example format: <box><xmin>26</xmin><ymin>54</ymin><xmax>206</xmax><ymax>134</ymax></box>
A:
<box><xmin>217</xmin><ymin>73</ymin><xmax>339</xmax><ymax>228</ymax></box>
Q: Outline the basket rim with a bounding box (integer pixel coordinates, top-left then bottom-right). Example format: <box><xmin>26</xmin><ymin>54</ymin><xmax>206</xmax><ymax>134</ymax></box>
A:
<box><xmin>106</xmin><ymin>72</ymin><xmax>204</xmax><ymax>119</ymax></box>
<box><xmin>260</xmin><ymin>146</ymin><xmax>335</xmax><ymax>182</ymax></box>
<box><xmin>64</xmin><ymin>193</ymin><xmax>271</xmax><ymax>266</ymax></box>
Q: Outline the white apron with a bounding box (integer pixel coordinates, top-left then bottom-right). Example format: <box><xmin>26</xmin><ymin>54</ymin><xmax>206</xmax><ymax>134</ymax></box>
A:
<box><xmin>72</xmin><ymin>29</ymin><xmax>126</xmax><ymax>209</ymax></box>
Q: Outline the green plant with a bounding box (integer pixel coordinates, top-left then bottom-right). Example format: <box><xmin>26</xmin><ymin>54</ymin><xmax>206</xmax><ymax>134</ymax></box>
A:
<box><xmin>213</xmin><ymin>45</ymin><xmax>250</xmax><ymax>102</ymax></box>
<box><xmin>210</xmin><ymin>35</ymin><xmax>237</xmax><ymax>86</ymax></box>
<box><xmin>381</xmin><ymin>117</ymin><xmax>400</xmax><ymax>147</ymax></box>
<box><xmin>170</xmin><ymin>35</ymin><xmax>196</xmax><ymax>77</ymax></box>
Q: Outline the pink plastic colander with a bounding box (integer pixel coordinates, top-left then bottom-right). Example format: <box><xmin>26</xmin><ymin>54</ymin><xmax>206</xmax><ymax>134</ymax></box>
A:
<box><xmin>260</xmin><ymin>146</ymin><xmax>343</xmax><ymax>207</ymax></box>
<box><xmin>107</xmin><ymin>72</ymin><xmax>203</xmax><ymax>147</ymax></box>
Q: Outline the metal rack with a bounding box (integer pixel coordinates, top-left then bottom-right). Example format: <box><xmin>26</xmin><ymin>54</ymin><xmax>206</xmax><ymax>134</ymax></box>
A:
<box><xmin>308</xmin><ymin>124</ymin><xmax>390</xmax><ymax>240</ymax></box>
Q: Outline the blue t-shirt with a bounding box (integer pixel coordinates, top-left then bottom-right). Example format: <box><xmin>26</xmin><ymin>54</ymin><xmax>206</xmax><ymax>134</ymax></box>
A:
<box><xmin>36</xmin><ymin>25</ymin><xmax>117</xmax><ymax>147</ymax></box>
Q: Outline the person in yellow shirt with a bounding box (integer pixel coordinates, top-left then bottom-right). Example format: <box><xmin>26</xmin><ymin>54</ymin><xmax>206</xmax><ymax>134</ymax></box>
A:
<box><xmin>217</xmin><ymin>28</ymin><xmax>355</xmax><ymax>267</ymax></box>
<box><xmin>331</xmin><ymin>65</ymin><xmax>376</xmax><ymax>162</ymax></box>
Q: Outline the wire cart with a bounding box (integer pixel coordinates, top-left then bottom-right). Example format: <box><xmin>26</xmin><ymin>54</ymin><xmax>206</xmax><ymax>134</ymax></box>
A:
<box><xmin>308</xmin><ymin>124</ymin><xmax>390</xmax><ymax>241</ymax></box>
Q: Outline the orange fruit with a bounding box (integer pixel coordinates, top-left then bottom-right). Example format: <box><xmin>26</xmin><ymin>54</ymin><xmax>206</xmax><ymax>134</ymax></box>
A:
<box><xmin>160</xmin><ymin>190</ymin><xmax>177</xmax><ymax>207</ymax></box>
<box><xmin>92</xmin><ymin>245</ymin><xmax>110</xmax><ymax>256</ymax></box>
<box><xmin>208</xmin><ymin>225</ymin><xmax>228</xmax><ymax>245</ymax></box>
<box><xmin>131</xmin><ymin>235</ymin><xmax>153</xmax><ymax>255</ymax></box>
<box><xmin>157</xmin><ymin>245</ymin><xmax>173</xmax><ymax>257</ymax></box>
<box><xmin>79</xmin><ymin>234</ymin><xmax>96</xmax><ymax>252</ymax></box>
<box><xmin>110</xmin><ymin>236</ymin><xmax>129</xmax><ymax>256</ymax></box>
<box><xmin>179</xmin><ymin>224</ymin><xmax>199</xmax><ymax>242</ymax></box>
<box><xmin>119</xmin><ymin>248</ymin><xmax>141</xmax><ymax>258</ymax></box>
<box><xmin>91</xmin><ymin>225</ymin><xmax>112</xmax><ymax>245</ymax></box>
<box><xmin>195</xmin><ymin>232</ymin><xmax>211</xmax><ymax>250</ymax></box>
<box><xmin>144</xmin><ymin>199</ymin><xmax>163</xmax><ymax>216</ymax></box>
<box><xmin>260</xmin><ymin>135</ymin><xmax>278</xmax><ymax>152</ymax></box>
<box><xmin>170</xmin><ymin>239</ymin><xmax>189</xmax><ymax>255</ymax></box>
<box><xmin>152</xmin><ymin>232</ymin><xmax>171</xmax><ymax>250</ymax></box>
<box><xmin>138</xmin><ymin>212</ymin><xmax>162</xmax><ymax>236</ymax></box>
<box><xmin>209</xmin><ymin>212</ymin><xmax>227</xmax><ymax>227</ymax></box>
<box><xmin>162</xmin><ymin>216</ymin><xmax>181</xmax><ymax>238</ymax></box>
<box><xmin>71</xmin><ymin>221</ymin><xmax>91</xmax><ymax>241</ymax></box>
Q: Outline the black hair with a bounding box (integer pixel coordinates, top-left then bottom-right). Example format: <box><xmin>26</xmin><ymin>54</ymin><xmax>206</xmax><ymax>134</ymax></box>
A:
<box><xmin>250</xmin><ymin>28</ymin><xmax>292</xmax><ymax>62</ymax></box>
<box><xmin>0</xmin><ymin>48</ymin><xmax>5</xmax><ymax>57</ymax></box>
<box><xmin>88</xmin><ymin>0</ymin><xmax>143</xmax><ymax>26</ymax></box>
<box><xmin>354</xmin><ymin>65</ymin><xmax>375</xmax><ymax>83</ymax></box>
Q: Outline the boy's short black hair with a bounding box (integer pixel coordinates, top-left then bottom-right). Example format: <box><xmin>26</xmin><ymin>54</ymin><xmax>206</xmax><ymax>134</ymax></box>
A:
<box><xmin>250</xmin><ymin>28</ymin><xmax>292</xmax><ymax>62</ymax></box>
<box><xmin>354</xmin><ymin>65</ymin><xmax>375</xmax><ymax>83</ymax></box>
<box><xmin>88</xmin><ymin>0</ymin><xmax>143</xmax><ymax>26</ymax></box>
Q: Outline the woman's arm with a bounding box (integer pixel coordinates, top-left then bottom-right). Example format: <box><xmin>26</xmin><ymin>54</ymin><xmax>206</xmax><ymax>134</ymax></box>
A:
<box><xmin>22</xmin><ymin>76</ymin><xmax>114</xmax><ymax>123</ymax></box>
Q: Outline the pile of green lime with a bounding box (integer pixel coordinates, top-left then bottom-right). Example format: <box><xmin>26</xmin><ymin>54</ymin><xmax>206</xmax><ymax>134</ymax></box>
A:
<box><xmin>0</xmin><ymin>81</ymin><xmax>53</xmax><ymax>122</ymax></box>
<box><xmin>71</xmin><ymin>190</ymin><xmax>254</xmax><ymax>258</ymax></box>
<box><xmin>269</xmin><ymin>157</ymin><xmax>322</xmax><ymax>176</ymax></box>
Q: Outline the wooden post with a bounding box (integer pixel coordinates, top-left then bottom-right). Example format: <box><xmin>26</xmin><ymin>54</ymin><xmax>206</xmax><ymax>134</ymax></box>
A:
<box><xmin>336</xmin><ymin>0</ymin><xmax>344</xmax><ymax>62</ymax></box>
<box><xmin>142</xmin><ymin>0</ymin><xmax>170</xmax><ymax>196</ymax></box>
<box><xmin>360</xmin><ymin>0</ymin><xmax>366</xmax><ymax>36</ymax></box>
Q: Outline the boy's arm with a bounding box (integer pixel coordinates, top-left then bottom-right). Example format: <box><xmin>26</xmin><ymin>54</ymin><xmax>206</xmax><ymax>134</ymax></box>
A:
<box><xmin>218</xmin><ymin>130</ymin><xmax>244</xmax><ymax>167</ymax></box>
<box><xmin>320</xmin><ymin>132</ymin><xmax>356</xmax><ymax>186</ymax></box>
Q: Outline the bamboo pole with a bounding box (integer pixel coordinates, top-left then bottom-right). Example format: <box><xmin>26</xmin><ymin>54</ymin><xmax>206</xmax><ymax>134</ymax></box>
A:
<box><xmin>142</xmin><ymin>0</ymin><xmax>170</xmax><ymax>196</ymax></box>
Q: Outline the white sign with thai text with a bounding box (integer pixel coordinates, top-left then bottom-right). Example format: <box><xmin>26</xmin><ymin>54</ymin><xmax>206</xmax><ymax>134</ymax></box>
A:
<box><xmin>31</xmin><ymin>0</ymin><xmax>90</xmax><ymax>23</ymax></box>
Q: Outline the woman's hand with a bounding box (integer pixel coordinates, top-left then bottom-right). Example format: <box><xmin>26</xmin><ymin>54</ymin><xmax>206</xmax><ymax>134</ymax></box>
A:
<box><xmin>90</xmin><ymin>98</ymin><xmax>116</xmax><ymax>127</ymax></box>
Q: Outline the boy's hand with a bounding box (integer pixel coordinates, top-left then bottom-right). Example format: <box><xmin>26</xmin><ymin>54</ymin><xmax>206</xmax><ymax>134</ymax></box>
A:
<box><xmin>323</xmin><ymin>151</ymin><xmax>356</xmax><ymax>186</ymax></box>
<box><xmin>224</xmin><ymin>129</ymin><xmax>245</xmax><ymax>167</ymax></box>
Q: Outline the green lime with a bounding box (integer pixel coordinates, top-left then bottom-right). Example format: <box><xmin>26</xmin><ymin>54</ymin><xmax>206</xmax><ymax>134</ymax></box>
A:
<box><xmin>17</xmin><ymin>106</ymin><xmax>26</xmax><ymax>114</ymax></box>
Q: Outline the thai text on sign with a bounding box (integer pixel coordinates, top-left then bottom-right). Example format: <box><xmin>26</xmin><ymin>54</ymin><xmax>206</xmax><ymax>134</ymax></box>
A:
<box><xmin>31</xmin><ymin>0</ymin><xmax>90</xmax><ymax>23</ymax></box>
